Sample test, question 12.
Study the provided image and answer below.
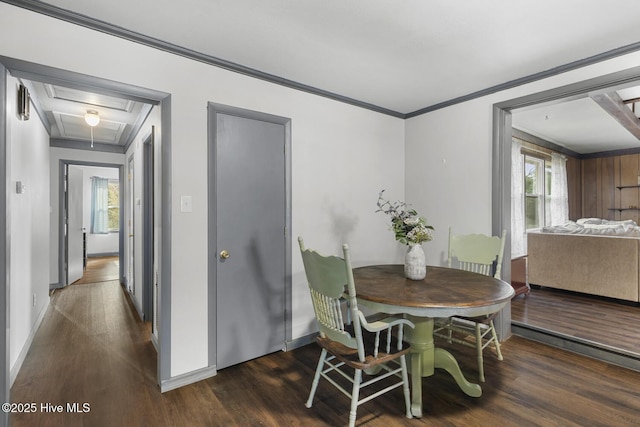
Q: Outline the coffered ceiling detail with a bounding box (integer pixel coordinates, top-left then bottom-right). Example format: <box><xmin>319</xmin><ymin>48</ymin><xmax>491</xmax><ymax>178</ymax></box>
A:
<box><xmin>21</xmin><ymin>79</ymin><xmax>151</xmax><ymax>149</ymax></box>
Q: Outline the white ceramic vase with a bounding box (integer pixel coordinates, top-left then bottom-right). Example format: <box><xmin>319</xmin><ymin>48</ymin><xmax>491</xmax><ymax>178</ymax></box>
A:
<box><xmin>404</xmin><ymin>243</ymin><xmax>426</xmax><ymax>280</ymax></box>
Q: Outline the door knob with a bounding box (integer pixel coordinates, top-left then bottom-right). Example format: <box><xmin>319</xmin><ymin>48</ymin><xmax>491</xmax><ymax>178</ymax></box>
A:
<box><xmin>219</xmin><ymin>249</ymin><xmax>230</xmax><ymax>260</ymax></box>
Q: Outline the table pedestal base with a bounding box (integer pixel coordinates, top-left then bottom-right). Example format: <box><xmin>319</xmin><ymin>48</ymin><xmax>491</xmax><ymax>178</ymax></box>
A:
<box><xmin>406</xmin><ymin>315</ymin><xmax>482</xmax><ymax>418</ymax></box>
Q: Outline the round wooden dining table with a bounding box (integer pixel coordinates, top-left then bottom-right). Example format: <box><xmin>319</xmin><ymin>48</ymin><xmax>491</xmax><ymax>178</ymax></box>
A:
<box><xmin>352</xmin><ymin>264</ymin><xmax>514</xmax><ymax>418</ymax></box>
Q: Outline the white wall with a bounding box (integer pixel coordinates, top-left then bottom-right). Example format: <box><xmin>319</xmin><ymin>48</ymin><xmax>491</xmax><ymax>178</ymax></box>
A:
<box><xmin>6</xmin><ymin>75</ymin><xmax>50</xmax><ymax>381</ymax></box>
<box><xmin>0</xmin><ymin>4</ymin><xmax>405</xmax><ymax>378</ymax></box>
<box><xmin>406</xmin><ymin>51</ymin><xmax>640</xmax><ymax>267</ymax></box>
<box><xmin>49</xmin><ymin>147</ymin><xmax>125</xmax><ymax>285</ymax></box>
<box><xmin>77</xmin><ymin>165</ymin><xmax>119</xmax><ymax>255</ymax></box>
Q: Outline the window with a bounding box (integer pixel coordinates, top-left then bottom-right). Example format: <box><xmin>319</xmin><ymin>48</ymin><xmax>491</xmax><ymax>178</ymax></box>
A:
<box><xmin>513</xmin><ymin>139</ymin><xmax>570</xmax><ymax>257</ymax></box>
<box><xmin>524</xmin><ymin>156</ymin><xmax>550</xmax><ymax>230</ymax></box>
<box><xmin>108</xmin><ymin>180</ymin><xmax>120</xmax><ymax>232</ymax></box>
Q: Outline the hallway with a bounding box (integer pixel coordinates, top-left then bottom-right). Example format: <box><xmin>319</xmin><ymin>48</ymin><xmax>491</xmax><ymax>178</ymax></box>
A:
<box><xmin>11</xmin><ymin>257</ymin><xmax>158</xmax><ymax>425</ymax></box>
<box><xmin>10</xmin><ymin>278</ymin><xmax>162</xmax><ymax>426</ymax></box>
<box><xmin>10</xmin><ymin>256</ymin><xmax>304</xmax><ymax>426</ymax></box>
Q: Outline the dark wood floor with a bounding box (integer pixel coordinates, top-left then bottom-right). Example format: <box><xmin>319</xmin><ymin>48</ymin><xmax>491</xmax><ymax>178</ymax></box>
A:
<box><xmin>10</xmin><ymin>263</ymin><xmax>640</xmax><ymax>426</ymax></box>
<box><xmin>511</xmin><ymin>286</ymin><xmax>640</xmax><ymax>356</ymax></box>
<box><xmin>73</xmin><ymin>256</ymin><xmax>120</xmax><ymax>285</ymax></box>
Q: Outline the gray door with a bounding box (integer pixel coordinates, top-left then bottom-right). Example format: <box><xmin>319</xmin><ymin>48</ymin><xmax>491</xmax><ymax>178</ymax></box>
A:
<box><xmin>214</xmin><ymin>110</ymin><xmax>287</xmax><ymax>370</ymax></box>
<box><xmin>67</xmin><ymin>166</ymin><xmax>84</xmax><ymax>285</ymax></box>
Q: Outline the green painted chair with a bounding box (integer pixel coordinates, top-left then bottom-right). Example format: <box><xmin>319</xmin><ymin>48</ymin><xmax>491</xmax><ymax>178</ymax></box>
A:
<box><xmin>434</xmin><ymin>228</ymin><xmax>507</xmax><ymax>382</ymax></box>
<box><xmin>298</xmin><ymin>237</ymin><xmax>414</xmax><ymax>427</ymax></box>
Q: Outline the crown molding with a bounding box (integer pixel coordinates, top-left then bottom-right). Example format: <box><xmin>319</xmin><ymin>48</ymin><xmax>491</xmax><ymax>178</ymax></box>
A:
<box><xmin>406</xmin><ymin>40</ymin><xmax>640</xmax><ymax>119</ymax></box>
<box><xmin>5</xmin><ymin>0</ymin><xmax>640</xmax><ymax>120</ymax></box>
<box><xmin>0</xmin><ymin>0</ymin><xmax>405</xmax><ymax>118</ymax></box>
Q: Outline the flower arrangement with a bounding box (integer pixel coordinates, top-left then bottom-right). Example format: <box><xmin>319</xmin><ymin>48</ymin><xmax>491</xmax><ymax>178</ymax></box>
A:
<box><xmin>376</xmin><ymin>190</ymin><xmax>434</xmax><ymax>245</ymax></box>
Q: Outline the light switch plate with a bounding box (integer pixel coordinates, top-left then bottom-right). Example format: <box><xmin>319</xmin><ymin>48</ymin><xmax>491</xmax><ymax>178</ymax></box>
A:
<box><xmin>181</xmin><ymin>196</ymin><xmax>193</xmax><ymax>213</ymax></box>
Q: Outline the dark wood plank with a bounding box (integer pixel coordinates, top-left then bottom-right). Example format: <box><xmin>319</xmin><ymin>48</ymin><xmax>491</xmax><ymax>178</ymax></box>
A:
<box><xmin>582</xmin><ymin>157</ymin><xmax>598</xmax><ymax>218</ymax></box>
<box><xmin>566</xmin><ymin>156</ymin><xmax>582</xmax><ymax>221</ymax></box>
<box><xmin>619</xmin><ymin>154</ymin><xmax>640</xmax><ymax>223</ymax></box>
<box><xmin>512</xmin><ymin>286</ymin><xmax>640</xmax><ymax>355</ymax></box>
<box><xmin>599</xmin><ymin>156</ymin><xmax>615</xmax><ymax>220</ymax></box>
<box><xmin>10</xmin><ymin>262</ymin><xmax>640</xmax><ymax>426</ymax></box>
<box><xmin>73</xmin><ymin>256</ymin><xmax>120</xmax><ymax>285</ymax></box>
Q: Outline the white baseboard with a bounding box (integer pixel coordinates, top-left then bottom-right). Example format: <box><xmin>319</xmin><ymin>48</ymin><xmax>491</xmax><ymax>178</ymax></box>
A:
<box><xmin>158</xmin><ymin>332</ymin><xmax>317</xmax><ymax>393</ymax></box>
<box><xmin>10</xmin><ymin>300</ymin><xmax>50</xmax><ymax>386</ymax></box>
<box><xmin>284</xmin><ymin>332</ymin><xmax>316</xmax><ymax>351</ymax></box>
<box><xmin>160</xmin><ymin>365</ymin><xmax>217</xmax><ymax>393</ymax></box>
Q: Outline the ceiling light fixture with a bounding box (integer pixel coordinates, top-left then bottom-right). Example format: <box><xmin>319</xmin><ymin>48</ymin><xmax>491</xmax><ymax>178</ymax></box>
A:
<box><xmin>84</xmin><ymin>110</ymin><xmax>100</xmax><ymax>127</ymax></box>
<box><xmin>84</xmin><ymin>110</ymin><xmax>100</xmax><ymax>148</ymax></box>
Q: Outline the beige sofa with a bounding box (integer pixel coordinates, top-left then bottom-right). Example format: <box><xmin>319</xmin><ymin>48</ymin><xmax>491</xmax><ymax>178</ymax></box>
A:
<box><xmin>527</xmin><ymin>231</ymin><xmax>640</xmax><ymax>302</ymax></box>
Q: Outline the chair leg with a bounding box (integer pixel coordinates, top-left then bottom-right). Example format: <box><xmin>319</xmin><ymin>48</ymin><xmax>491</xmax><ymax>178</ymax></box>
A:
<box><xmin>490</xmin><ymin>320</ymin><xmax>503</xmax><ymax>361</ymax></box>
<box><xmin>400</xmin><ymin>354</ymin><xmax>413</xmax><ymax>419</ymax></box>
<box><xmin>306</xmin><ymin>349</ymin><xmax>327</xmax><ymax>408</ymax></box>
<box><xmin>348</xmin><ymin>369</ymin><xmax>362</xmax><ymax>427</ymax></box>
<box><xmin>475</xmin><ymin>323</ymin><xmax>485</xmax><ymax>382</ymax></box>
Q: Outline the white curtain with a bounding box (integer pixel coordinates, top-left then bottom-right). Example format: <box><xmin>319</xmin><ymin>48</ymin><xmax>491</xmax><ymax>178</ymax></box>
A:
<box><xmin>511</xmin><ymin>139</ymin><xmax>525</xmax><ymax>258</ymax></box>
<box><xmin>91</xmin><ymin>177</ymin><xmax>109</xmax><ymax>234</ymax></box>
<box><xmin>550</xmin><ymin>153</ymin><xmax>569</xmax><ymax>226</ymax></box>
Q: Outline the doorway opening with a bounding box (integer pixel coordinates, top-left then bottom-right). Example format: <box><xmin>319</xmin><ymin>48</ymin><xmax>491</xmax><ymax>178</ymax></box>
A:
<box><xmin>0</xmin><ymin>56</ymin><xmax>173</xmax><ymax>409</ymax></box>
<box><xmin>493</xmin><ymin>64</ymin><xmax>640</xmax><ymax>369</ymax></box>
<box><xmin>60</xmin><ymin>162</ymin><xmax>124</xmax><ymax>289</ymax></box>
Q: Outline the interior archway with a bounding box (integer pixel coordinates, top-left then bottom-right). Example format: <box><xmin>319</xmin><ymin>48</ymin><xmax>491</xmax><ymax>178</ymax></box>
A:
<box><xmin>493</xmin><ymin>65</ymin><xmax>640</xmax><ymax>366</ymax></box>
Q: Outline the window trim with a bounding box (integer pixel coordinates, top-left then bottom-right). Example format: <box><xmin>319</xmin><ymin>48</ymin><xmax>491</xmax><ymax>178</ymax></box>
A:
<box><xmin>107</xmin><ymin>179</ymin><xmax>120</xmax><ymax>233</ymax></box>
<box><xmin>524</xmin><ymin>155</ymin><xmax>547</xmax><ymax>231</ymax></box>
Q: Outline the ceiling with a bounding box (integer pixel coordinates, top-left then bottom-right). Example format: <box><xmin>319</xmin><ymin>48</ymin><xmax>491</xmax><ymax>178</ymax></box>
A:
<box><xmin>12</xmin><ymin>0</ymin><xmax>640</xmax><ymax>152</ymax></box>
<box><xmin>22</xmin><ymin>79</ymin><xmax>151</xmax><ymax>148</ymax></box>
<box><xmin>513</xmin><ymin>86</ymin><xmax>640</xmax><ymax>154</ymax></box>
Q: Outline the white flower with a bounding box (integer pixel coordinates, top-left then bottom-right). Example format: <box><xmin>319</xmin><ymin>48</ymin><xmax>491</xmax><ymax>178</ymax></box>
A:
<box><xmin>404</xmin><ymin>216</ymin><xmax>420</xmax><ymax>226</ymax></box>
<box><xmin>407</xmin><ymin>225</ymin><xmax>433</xmax><ymax>243</ymax></box>
<box><xmin>377</xmin><ymin>190</ymin><xmax>434</xmax><ymax>245</ymax></box>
